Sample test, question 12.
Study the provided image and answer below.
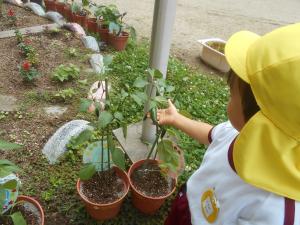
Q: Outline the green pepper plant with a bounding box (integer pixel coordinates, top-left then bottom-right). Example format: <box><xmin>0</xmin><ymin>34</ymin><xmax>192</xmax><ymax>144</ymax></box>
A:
<box><xmin>0</xmin><ymin>140</ymin><xmax>27</xmax><ymax>225</ymax></box>
<box><xmin>133</xmin><ymin>68</ymin><xmax>183</xmax><ymax>178</ymax></box>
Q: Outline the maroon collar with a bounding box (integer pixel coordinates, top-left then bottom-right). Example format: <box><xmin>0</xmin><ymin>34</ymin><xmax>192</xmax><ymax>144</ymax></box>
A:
<box><xmin>227</xmin><ymin>137</ymin><xmax>237</xmax><ymax>173</ymax></box>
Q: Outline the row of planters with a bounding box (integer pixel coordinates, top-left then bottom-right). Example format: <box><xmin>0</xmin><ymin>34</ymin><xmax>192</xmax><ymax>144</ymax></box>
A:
<box><xmin>44</xmin><ymin>0</ymin><xmax>135</xmax><ymax>51</ymax></box>
<box><xmin>73</xmin><ymin>68</ymin><xmax>182</xmax><ymax>220</ymax></box>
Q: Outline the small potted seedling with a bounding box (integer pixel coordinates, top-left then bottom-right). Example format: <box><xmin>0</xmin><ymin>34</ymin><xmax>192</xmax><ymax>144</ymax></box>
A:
<box><xmin>94</xmin><ymin>4</ymin><xmax>119</xmax><ymax>43</ymax></box>
<box><xmin>0</xmin><ymin>140</ymin><xmax>45</xmax><ymax>225</ymax></box>
<box><xmin>128</xmin><ymin>69</ymin><xmax>183</xmax><ymax>214</ymax></box>
<box><xmin>71</xmin><ymin>0</ymin><xmax>88</xmax><ymax>27</ymax></box>
<box><xmin>86</xmin><ymin>3</ymin><xmax>99</xmax><ymax>34</ymax></box>
<box><xmin>108</xmin><ymin>12</ymin><xmax>136</xmax><ymax>51</ymax></box>
<box><xmin>73</xmin><ymin>56</ymin><xmax>130</xmax><ymax>220</ymax></box>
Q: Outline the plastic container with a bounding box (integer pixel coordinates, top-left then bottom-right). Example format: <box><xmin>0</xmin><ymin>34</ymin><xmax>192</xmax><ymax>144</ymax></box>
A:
<box><xmin>198</xmin><ymin>38</ymin><xmax>230</xmax><ymax>73</ymax></box>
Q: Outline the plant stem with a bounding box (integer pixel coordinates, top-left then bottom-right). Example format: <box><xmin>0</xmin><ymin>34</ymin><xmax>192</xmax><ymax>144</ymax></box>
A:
<box><xmin>107</xmin><ymin>131</ymin><xmax>110</xmax><ymax>169</ymax></box>
<box><xmin>146</xmin><ymin>126</ymin><xmax>161</xmax><ymax>160</ymax></box>
<box><xmin>101</xmin><ymin>134</ymin><xmax>104</xmax><ymax>171</ymax></box>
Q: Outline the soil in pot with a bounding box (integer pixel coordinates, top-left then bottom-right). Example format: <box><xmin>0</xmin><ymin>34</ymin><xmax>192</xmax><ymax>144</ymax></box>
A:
<box><xmin>206</xmin><ymin>41</ymin><xmax>225</xmax><ymax>53</ymax></box>
<box><xmin>0</xmin><ymin>201</ymin><xmax>41</xmax><ymax>225</ymax></box>
<box><xmin>131</xmin><ymin>162</ymin><xmax>175</xmax><ymax>197</ymax></box>
<box><xmin>81</xmin><ymin>168</ymin><xmax>126</xmax><ymax>204</ymax></box>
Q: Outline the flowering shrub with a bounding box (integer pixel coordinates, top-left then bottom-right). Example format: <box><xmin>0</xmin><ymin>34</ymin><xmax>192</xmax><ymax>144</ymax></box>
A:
<box><xmin>14</xmin><ymin>30</ymin><xmax>24</xmax><ymax>44</ymax></box>
<box><xmin>19</xmin><ymin>61</ymin><xmax>40</xmax><ymax>82</ymax></box>
<box><xmin>17</xmin><ymin>42</ymin><xmax>35</xmax><ymax>57</ymax></box>
<box><xmin>16</xmin><ymin>35</ymin><xmax>39</xmax><ymax>66</ymax></box>
<box><xmin>7</xmin><ymin>8</ymin><xmax>16</xmax><ymax>25</ymax></box>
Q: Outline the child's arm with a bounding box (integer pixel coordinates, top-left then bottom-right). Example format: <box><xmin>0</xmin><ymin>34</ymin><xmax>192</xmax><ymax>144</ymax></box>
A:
<box><xmin>157</xmin><ymin>99</ymin><xmax>213</xmax><ymax>145</ymax></box>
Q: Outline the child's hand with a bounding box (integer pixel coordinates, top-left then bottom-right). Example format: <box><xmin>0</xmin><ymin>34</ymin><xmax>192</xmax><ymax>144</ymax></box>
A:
<box><xmin>157</xmin><ymin>99</ymin><xmax>178</xmax><ymax>126</ymax></box>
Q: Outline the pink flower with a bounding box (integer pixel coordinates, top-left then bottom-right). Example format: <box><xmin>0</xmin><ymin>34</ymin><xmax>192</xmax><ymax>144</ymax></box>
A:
<box><xmin>23</xmin><ymin>61</ymin><xmax>31</xmax><ymax>71</ymax></box>
<box><xmin>7</xmin><ymin>8</ymin><xmax>15</xmax><ymax>17</ymax></box>
<box><xmin>24</xmin><ymin>39</ymin><xmax>31</xmax><ymax>45</ymax></box>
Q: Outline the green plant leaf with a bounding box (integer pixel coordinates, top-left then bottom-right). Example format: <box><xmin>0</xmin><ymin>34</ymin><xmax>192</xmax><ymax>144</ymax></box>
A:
<box><xmin>154</xmin><ymin>96</ymin><xmax>167</xmax><ymax>104</ymax></box>
<box><xmin>73</xmin><ymin>129</ymin><xmax>93</xmax><ymax>146</ymax></box>
<box><xmin>98</xmin><ymin>111</ymin><xmax>113</xmax><ymax>128</ymax></box>
<box><xmin>82</xmin><ymin>0</ymin><xmax>89</xmax><ymax>7</ymax></box>
<box><xmin>121</xmin><ymin>89</ymin><xmax>128</xmax><ymax>99</ymax></box>
<box><xmin>0</xmin><ymin>140</ymin><xmax>22</xmax><ymax>150</ymax></box>
<box><xmin>133</xmin><ymin>77</ymin><xmax>149</xmax><ymax>88</ymax></box>
<box><xmin>79</xmin><ymin>164</ymin><xmax>96</xmax><ymax>181</ymax></box>
<box><xmin>166</xmin><ymin>85</ymin><xmax>175</xmax><ymax>93</ymax></box>
<box><xmin>10</xmin><ymin>211</ymin><xmax>26</xmax><ymax>225</ymax></box>
<box><xmin>111</xmin><ymin>147</ymin><xmax>125</xmax><ymax>170</ymax></box>
<box><xmin>0</xmin><ymin>160</ymin><xmax>20</xmax><ymax>177</ymax></box>
<box><xmin>131</xmin><ymin>94</ymin><xmax>143</xmax><ymax>106</ymax></box>
<box><xmin>2</xmin><ymin>179</ymin><xmax>18</xmax><ymax>189</ymax></box>
<box><xmin>79</xmin><ymin>98</ymin><xmax>93</xmax><ymax>112</ymax></box>
<box><xmin>107</xmin><ymin>134</ymin><xmax>115</xmax><ymax>150</ymax></box>
<box><xmin>114</xmin><ymin>112</ymin><xmax>124</xmax><ymax>121</ymax></box>
<box><xmin>103</xmin><ymin>55</ymin><xmax>113</xmax><ymax>66</ymax></box>
<box><xmin>122</xmin><ymin>123</ymin><xmax>127</xmax><ymax>139</ymax></box>
<box><xmin>157</xmin><ymin>140</ymin><xmax>179</xmax><ymax>173</ymax></box>
<box><xmin>154</xmin><ymin>69</ymin><xmax>163</xmax><ymax>79</ymax></box>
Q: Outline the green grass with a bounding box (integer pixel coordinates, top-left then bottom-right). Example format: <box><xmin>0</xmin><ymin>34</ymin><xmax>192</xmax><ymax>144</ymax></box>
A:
<box><xmin>4</xmin><ymin>41</ymin><xmax>229</xmax><ymax>225</ymax></box>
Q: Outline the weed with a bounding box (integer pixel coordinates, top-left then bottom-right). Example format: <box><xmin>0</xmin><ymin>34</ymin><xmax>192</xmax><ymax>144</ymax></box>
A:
<box><xmin>52</xmin><ymin>64</ymin><xmax>80</xmax><ymax>82</ymax></box>
<box><xmin>54</xmin><ymin>88</ymin><xmax>76</xmax><ymax>102</ymax></box>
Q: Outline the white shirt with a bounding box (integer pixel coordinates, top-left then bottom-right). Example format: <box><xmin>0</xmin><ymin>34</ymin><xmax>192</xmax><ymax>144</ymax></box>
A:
<box><xmin>187</xmin><ymin>121</ymin><xmax>300</xmax><ymax>225</ymax></box>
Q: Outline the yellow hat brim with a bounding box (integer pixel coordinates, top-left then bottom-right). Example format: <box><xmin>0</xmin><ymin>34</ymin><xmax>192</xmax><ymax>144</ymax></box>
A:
<box><xmin>234</xmin><ymin>111</ymin><xmax>300</xmax><ymax>201</ymax></box>
<box><xmin>225</xmin><ymin>31</ymin><xmax>260</xmax><ymax>83</ymax></box>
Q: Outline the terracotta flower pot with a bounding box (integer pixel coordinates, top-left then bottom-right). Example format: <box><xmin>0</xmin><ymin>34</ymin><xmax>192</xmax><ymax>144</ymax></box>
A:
<box><xmin>128</xmin><ymin>159</ymin><xmax>177</xmax><ymax>214</ymax></box>
<box><xmin>109</xmin><ymin>32</ymin><xmax>129</xmax><ymax>51</ymax></box>
<box><xmin>87</xmin><ymin>18</ymin><xmax>98</xmax><ymax>34</ymax></box>
<box><xmin>77</xmin><ymin>167</ymin><xmax>130</xmax><ymax>220</ymax></box>
<box><xmin>73</xmin><ymin>13</ymin><xmax>86</xmax><ymax>28</ymax></box>
<box><xmin>44</xmin><ymin>0</ymin><xmax>56</xmax><ymax>11</ymax></box>
<box><xmin>98</xmin><ymin>26</ymin><xmax>109</xmax><ymax>43</ymax></box>
<box><xmin>54</xmin><ymin>2</ymin><xmax>64</xmax><ymax>15</ymax></box>
<box><xmin>17</xmin><ymin>195</ymin><xmax>45</xmax><ymax>225</ymax></box>
<box><xmin>63</xmin><ymin>5</ymin><xmax>72</xmax><ymax>21</ymax></box>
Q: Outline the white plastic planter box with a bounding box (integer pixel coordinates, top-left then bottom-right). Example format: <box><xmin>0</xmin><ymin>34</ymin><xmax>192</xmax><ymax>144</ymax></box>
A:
<box><xmin>198</xmin><ymin>38</ymin><xmax>230</xmax><ymax>73</ymax></box>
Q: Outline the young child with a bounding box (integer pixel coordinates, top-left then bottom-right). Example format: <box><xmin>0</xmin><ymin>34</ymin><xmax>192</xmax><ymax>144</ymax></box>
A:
<box><xmin>159</xmin><ymin>23</ymin><xmax>300</xmax><ymax>225</ymax></box>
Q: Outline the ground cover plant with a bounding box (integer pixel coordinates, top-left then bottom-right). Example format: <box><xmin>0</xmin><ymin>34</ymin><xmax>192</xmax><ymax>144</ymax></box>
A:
<box><xmin>0</xmin><ymin>25</ymin><xmax>228</xmax><ymax>224</ymax></box>
<box><xmin>0</xmin><ymin>3</ymin><xmax>50</xmax><ymax>31</ymax></box>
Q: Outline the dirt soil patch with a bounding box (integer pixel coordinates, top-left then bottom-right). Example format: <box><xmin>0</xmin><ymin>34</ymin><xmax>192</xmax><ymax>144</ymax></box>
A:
<box><xmin>81</xmin><ymin>169</ymin><xmax>126</xmax><ymax>204</ymax></box>
<box><xmin>131</xmin><ymin>162</ymin><xmax>175</xmax><ymax>197</ymax></box>
<box><xmin>0</xmin><ymin>30</ymin><xmax>91</xmax><ymax>98</ymax></box>
<box><xmin>0</xmin><ymin>3</ymin><xmax>50</xmax><ymax>31</ymax></box>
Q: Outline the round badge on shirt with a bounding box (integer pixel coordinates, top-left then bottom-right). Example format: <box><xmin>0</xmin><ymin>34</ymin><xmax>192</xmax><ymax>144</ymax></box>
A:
<box><xmin>201</xmin><ymin>188</ymin><xmax>219</xmax><ymax>223</ymax></box>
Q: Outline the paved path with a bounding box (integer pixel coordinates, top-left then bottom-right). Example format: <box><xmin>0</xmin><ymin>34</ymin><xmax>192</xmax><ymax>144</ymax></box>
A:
<box><xmin>96</xmin><ymin>0</ymin><xmax>300</xmax><ymax>74</ymax></box>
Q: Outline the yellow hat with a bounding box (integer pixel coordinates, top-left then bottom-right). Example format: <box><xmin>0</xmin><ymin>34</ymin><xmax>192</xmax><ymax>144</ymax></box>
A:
<box><xmin>225</xmin><ymin>23</ymin><xmax>300</xmax><ymax>201</ymax></box>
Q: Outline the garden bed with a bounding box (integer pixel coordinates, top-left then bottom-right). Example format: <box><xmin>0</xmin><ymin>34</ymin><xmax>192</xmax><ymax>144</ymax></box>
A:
<box><xmin>0</xmin><ymin>28</ymin><xmax>94</xmax><ymax>224</ymax></box>
<box><xmin>0</xmin><ymin>26</ymin><xmax>229</xmax><ymax>224</ymax></box>
<box><xmin>0</xmin><ymin>3</ymin><xmax>50</xmax><ymax>31</ymax></box>
<box><xmin>0</xmin><ymin>29</ymin><xmax>91</xmax><ymax>97</ymax></box>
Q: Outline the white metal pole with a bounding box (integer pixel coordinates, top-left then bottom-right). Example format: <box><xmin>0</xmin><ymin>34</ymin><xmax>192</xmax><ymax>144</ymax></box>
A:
<box><xmin>141</xmin><ymin>0</ymin><xmax>177</xmax><ymax>143</ymax></box>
